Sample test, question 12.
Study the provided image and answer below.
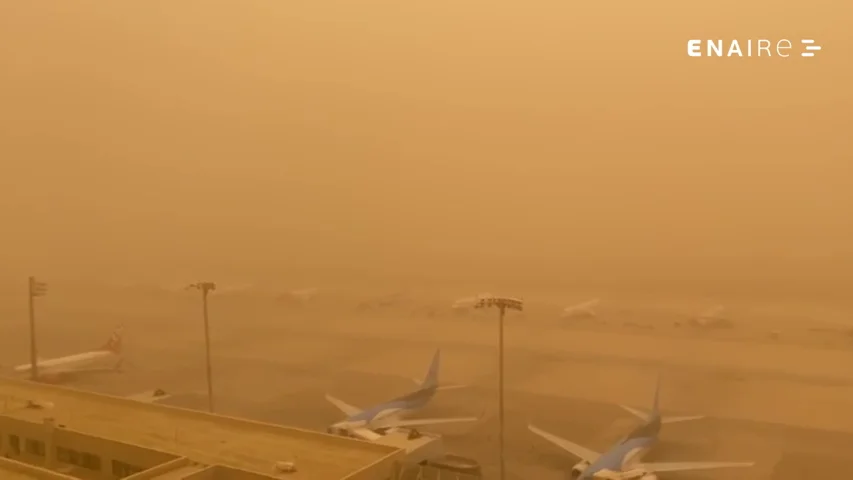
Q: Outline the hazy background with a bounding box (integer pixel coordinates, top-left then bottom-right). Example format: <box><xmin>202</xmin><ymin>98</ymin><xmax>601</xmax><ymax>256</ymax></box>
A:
<box><xmin>1</xmin><ymin>1</ymin><xmax>851</xmax><ymax>300</ymax></box>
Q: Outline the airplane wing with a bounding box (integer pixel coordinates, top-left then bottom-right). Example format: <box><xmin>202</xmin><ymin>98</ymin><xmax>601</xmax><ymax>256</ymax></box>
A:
<box><xmin>374</xmin><ymin>416</ymin><xmax>479</xmax><ymax>429</ymax></box>
<box><xmin>63</xmin><ymin>366</ymin><xmax>122</xmax><ymax>375</ymax></box>
<box><xmin>325</xmin><ymin>394</ymin><xmax>363</xmax><ymax>416</ymax></box>
<box><xmin>638</xmin><ymin>461</ymin><xmax>755</xmax><ymax>473</ymax></box>
<box><xmin>528</xmin><ymin>424</ymin><xmax>600</xmax><ymax>463</ymax></box>
<box><xmin>349</xmin><ymin>428</ymin><xmax>383</xmax><ymax>441</ymax></box>
<box><xmin>409</xmin><ymin>378</ymin><xmax>467</xmax><ymax>391</ymax></box>
<box><xmin>620</xmin><ymin>406</ymin><xmax>703</xmax><ymax>424</ymax></box>
<box><xmin>619</xmin><ymin>405</ymin><xmax>650</xmax><ymax>421</ymax></box>
<box><xmin>661</xmin><ymin>414</ymin><xmax>705</xmax><ymax>424</ymax></box>
<box><xmin>579</xmin><ymin>298</ymin><xmax>601</xmax><ymax>309</ymax></box>
<box><xmin>436</xmin><ymin>384</ymin><xmax>467</xmax><ymax>391</ymax></box>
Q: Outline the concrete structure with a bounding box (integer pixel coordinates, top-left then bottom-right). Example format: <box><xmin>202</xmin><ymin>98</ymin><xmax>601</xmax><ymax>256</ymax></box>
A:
<box><xmin>0</xmin><ymin>376</ymin><xmax>405</xmax><ymax>480</ymax></box>
<box><xmin>0</xmin><ymin>456</ymin><xmax>78</xmax><ymax>479</ymax></box>
<box><xmin>326</xmin><ymin>429</ymin><xmax>481</xmax><ymax>480</ymax></box>
<box><xmin>370</xmin><ymin>432</ymin><xmax>445</xmax><ymax>464</ymax></box>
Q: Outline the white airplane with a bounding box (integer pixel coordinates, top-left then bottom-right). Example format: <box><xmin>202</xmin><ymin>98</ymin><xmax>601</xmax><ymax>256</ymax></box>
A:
<box><xmin>212</xmin><ymin>283</ymin><xmax>255</xmax><ymax>295</ymax></box>
<box><xmin>451</xmin><ymin>293</ymin><xmax>495</xmax><ymax>311</ymax></box>
<box><xmin>14</xmin><ymin>326</ymin><xmax>125</xmax><ymax>383</ymax></box>
<box><xmin>529</xmin><ymin>380</ymin><xmax>754</xmax><ymax>479</ymax></box>
<box><xmin>279</xmin><ymin>287</ymin><xmax>319</xmax><ymax>304</ymax></box>
<box><xmin>690</xmin><ymin>305</ymin><xmax>732</xmax><ymax>327</ymax></box>
<box><xmin>291</xmin><ymin>287</ymin><xmax>319</xmax><ymax>299</ymax></box>
<box><xmin>561</xmin><ymin>298</ymin><xmax>601</xmax><ymax>319</ymax></box>
<box><xmin>325</xmin><ymin>350</ymin><xmax>477</xmax><ymax>441</ymax></box>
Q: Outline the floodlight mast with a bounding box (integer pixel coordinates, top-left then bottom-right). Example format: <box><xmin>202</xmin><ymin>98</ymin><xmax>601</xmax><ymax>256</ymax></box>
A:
<box><xmin>474</xmin><ymin>295</ymin><xmax>523</xmax><ymax>480</ymax></box>
<box><xmin>27</xmin><ymin>277</ymin><xmax>48</xmax><ymax>381</ymax></box>
<box><xmin>188</xmin><ymin>282</ymin><xmax>217</xmax><ymax>413</ymax></box>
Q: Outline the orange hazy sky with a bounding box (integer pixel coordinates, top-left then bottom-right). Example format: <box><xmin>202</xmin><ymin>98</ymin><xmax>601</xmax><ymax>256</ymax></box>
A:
<box><xmin>1</xmin><ymin>1</ymin><xmax>851</xmax><ymax>291</ymax></box>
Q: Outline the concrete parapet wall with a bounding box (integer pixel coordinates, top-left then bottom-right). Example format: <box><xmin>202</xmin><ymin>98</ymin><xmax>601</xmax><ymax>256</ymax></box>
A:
<box><xmin>124</xmin><ymin>457</ymin><xmax>192</xmax><ymax>479</ymax></box>
<box><xmin>341</xmin><ymin>451</ymin><xmax>406</xmax><ymax>480</ymax></box>
<box><xmin>0</xmin><ymin>376</ymin><xmax>397</xmax><ymax>456</ymax></box>
<box><xmin>181</xmin><ymin>465</ymin><xmax>283</xmax><ymax>480</ymax></box>
<box><xmin>0</xmin><ymin>457</ymin><xmax>79</xmax><ymax>480</ymax></box>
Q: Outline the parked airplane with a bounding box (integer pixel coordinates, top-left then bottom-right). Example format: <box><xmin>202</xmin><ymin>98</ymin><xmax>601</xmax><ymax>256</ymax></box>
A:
<box><xmin>451</xmin><ymin>293</ymin><xmax>495</xmax><ymax>311</ymax></box>
<box><xmin>279</xmin><ymin>287</ymin><xmax>319</xmax><ymax>304</ymax></box>
<box><xmin>325</xmin><ymin>350</ymin><xmax>477</xmax><ymax>441</ymax></box>
<box><xmin>690</xmin><ymin>305</ymin><xmax>733</xmax><ymax>328</ymax></box>
<box><xmin>528</xmin><ymin>380</ymin><xmax>754</xmax><ymax>479</ymax></box>
<box><xmin>13</xmin><ymin>326</ymin><xmax>124</xmax><ymax>383</ymax></box>
<box><xmin>561</xmin><ymin>298</ymin><xmax>601</xmax><ymax>319</ymax></box>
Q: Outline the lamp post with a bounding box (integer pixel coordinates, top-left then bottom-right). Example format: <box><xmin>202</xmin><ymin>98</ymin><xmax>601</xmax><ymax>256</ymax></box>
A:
<box><xmin>474</xmin><ymin>295</ymin><xmax>523</xmax><ymax>480</ymax></box>
<box><xmin>27</xmin><ymin>277</ymin><xmax>48</xmax><ymax>381</ymax></box>
<box><xmin>188</xmin><ymin>282</ymin><xmax>216</xmax><ymax>413</ymax></box>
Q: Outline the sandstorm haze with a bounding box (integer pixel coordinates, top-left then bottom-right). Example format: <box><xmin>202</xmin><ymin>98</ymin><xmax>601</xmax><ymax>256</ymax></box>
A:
<box><xmin>1</xmin><ymin>1</ymin><xmax>851</xmax><ymax>298</ymax></box>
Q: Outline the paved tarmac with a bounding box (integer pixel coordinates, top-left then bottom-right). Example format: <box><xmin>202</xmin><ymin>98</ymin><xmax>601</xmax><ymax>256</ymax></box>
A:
<box><xmin>3</xmin><ymin>298</ymin><xmax>853</xmax><ymax>480</ymax></box>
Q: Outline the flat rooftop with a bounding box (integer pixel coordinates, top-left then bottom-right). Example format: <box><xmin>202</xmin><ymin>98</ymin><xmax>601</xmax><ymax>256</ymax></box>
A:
<box><xmin>0</xmin><ymin>470</ymin><xmax>43</xmax><ymax>480</ymax></box>
<box><xmin>0</xmin><ymin>457</ymin><xmax>76</xmax><ymax>480</ymax></box>
<box><xmin>0</xmin><ymin>376</ymin><xmax>401</xmax><ymax>480</ymax></box>
<box><xmin>0</xmin><ymin>469</ymin><xmax>42</xmax><ymax>480</ymax></box>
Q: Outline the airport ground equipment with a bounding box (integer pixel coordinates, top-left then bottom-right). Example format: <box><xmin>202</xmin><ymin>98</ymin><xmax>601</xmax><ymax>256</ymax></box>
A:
<box><xmin>328</xmin><ymin>426</ymin><xmax>482</xmax><ymax>479</ymax></box>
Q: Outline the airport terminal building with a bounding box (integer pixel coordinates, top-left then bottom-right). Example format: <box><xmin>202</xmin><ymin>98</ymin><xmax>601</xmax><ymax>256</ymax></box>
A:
<box><xmin>0</xmin><ymin>376</ymin><xmax>408</xmax><ymax>480</ymax></box>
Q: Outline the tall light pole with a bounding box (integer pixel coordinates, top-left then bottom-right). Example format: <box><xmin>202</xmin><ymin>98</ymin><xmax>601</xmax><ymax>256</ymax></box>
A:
<box><xmin>27</xmin><ymin>277</ymin><xmax>48</xmax><ymax>381</ymax></box>
<box><xmin>188</xmin><ymin>282</ymin><xmax>216</xmax><ymax>413</ymax></box>
<box><xmin>474</xmin><ymin>295</ymin><xmax>523</xmax><ymax>480</ymax></box>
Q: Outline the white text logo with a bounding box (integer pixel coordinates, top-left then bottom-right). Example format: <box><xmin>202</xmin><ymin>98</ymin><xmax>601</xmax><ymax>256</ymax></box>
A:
<box><xmin>800</xmin><ymin>39</ymin><xmax>821</xmax><ymax>57</ymax></box>
<box><xmin>687</xmin><ymin>39</ymin><xmax>821</xmax><ymax>58</ymax></box>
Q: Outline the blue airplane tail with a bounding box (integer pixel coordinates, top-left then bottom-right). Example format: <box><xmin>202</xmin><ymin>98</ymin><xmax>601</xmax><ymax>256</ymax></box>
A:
<box><xmin>651</xmin><ymin>375</ymin><xmax>661</xmax><ymax>415</ymax></box>
<box><xmin>422</xmin><ymin>350</ymin><xmax>440</xmax><ymax>389</ymax></box>
<box><xmin>621</xmin><ymin>376</ymin><xmax>704</xmax><ymax>425</ymax></box>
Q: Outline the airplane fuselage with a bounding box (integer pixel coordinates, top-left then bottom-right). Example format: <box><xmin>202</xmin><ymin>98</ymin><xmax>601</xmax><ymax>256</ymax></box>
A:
<box><xmin>579</xmin><ymin>437</ymin><xmax>655</xmax><ymax>478</ymax></box>
<box><xmin>531</xmin><ymin>382</ymin><xmax>753</xmax><ymax>480</ymax></box>
<box><xmin>346</xmin><ymin>385</ymin><xmax>437</xmax><ymax>428</ymax></box>
<box><xmin>579</xmin><ymin>415</ymin><xmax>661</xmax><ymax>479</ymax></box>
<box><xmin>14</xmin><ymin>350</ymin><xmax>120</xmax><ymax>378</ymax></box>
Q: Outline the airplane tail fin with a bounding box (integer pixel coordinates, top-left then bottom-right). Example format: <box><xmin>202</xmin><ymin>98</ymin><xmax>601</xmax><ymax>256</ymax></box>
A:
<box><xmin>99</xmin><ymin>325</ymin><xmax>123</xmax><ymax>355</ymax></box>
<box><xmin>651</xmin><ymin>375</ymin><xmax>661</xmax><ymax>415</ymax></box>
<box><xmin>622</xmin><ymin>377</ymin><xmax>704</xmax><ymax>424</ymax></box>
<box><xmin>422</xmin><ymin>350</ymin><xmax>440</xmax><ymax>389</ymax></box>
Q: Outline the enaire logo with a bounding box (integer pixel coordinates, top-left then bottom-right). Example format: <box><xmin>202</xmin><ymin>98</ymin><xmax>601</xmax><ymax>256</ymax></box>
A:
<box><xmin>687</xmin><ymin>39</ymin><xmax>821</xmax><ymax>58</ymax></box>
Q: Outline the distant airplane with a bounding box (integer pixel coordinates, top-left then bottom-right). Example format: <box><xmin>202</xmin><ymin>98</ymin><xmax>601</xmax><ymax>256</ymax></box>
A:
<box><xmin>561</xmin><ymin>298</ymin><xmax>600</xmax><ymax>319</ymax></box>
<box><xmin>325</xmin><ymin>350</ymin><xmax>476</xmax><ymax>441</ymax></box>
<box><xmin>279</xmin><ymin>287</ymin><xmax>319</xmax><ymax>304</ymax></box>
<box><xmin>690</xmin><ymin>305</ymin><xmax>732</xmax><ymax>328</ymax></box>
<box><xmin>289</xmin><ymin>288</ymin><xmax>319</xmax><ymax>300</ymax></box>
<box><xmin>451</xmin><ymin>293</ymin><xmax>494</xmax><ymax>311</ymax></box>
<box><xmin>356</xmin><ymin>292</ymin><xmax>410</xmax><ymax>311</ymax></box>
<box><xmin>528</xmin><ymin>379</ymin><xmax>754</xmax><ymax>480</ymax></box>
<box><xmin>14</xmin><ymin>326</ymin><xmax>124</xmax><ymax>383</ymax></box>
<box><xmin>213</xmin><ymin>283</ymin><xmax>255</xmax><ymax>295</ymax></box>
